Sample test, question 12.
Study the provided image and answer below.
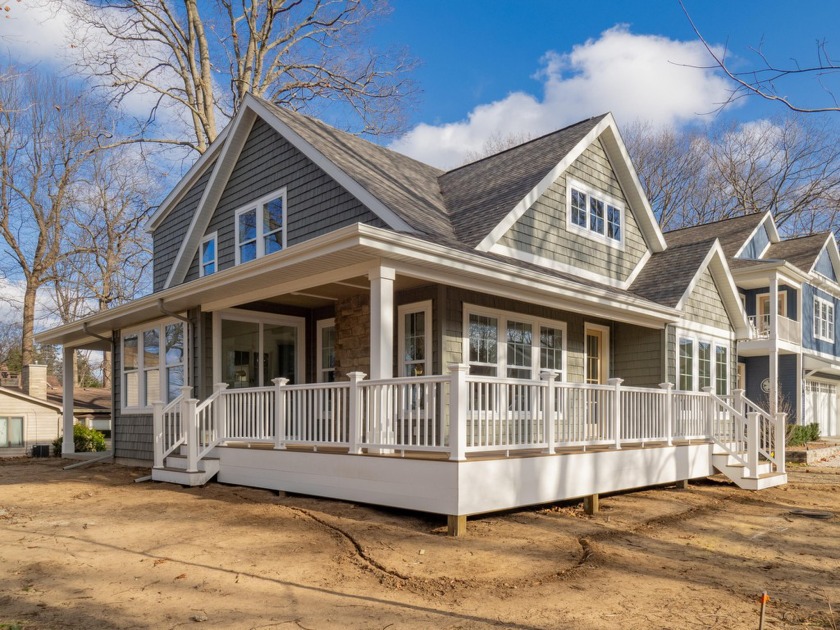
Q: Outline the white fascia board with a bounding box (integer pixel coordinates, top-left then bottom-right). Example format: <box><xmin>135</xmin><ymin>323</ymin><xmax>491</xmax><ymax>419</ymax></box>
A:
<box><xmin>675</xmin><ymin>240</ymin><xmax>750</xmax><ymax>338</ymax></box>
<box><xmin>145</xmin><ymin>129</ymin><xmax>229</xmax><ymax>233</ymax></box>
<box><xmin>164</xmin><ymin>108</ymin><xmax>258</xmax><ymax>289</ymax></box>
<box><xmin>475</xmin><ymin>113</ymin><xmax>666</xmax><ymax>254</ymax></box>
<box><xmin>246</xmin><ymin>96</ymin><xmax>415</xmax><ymax>234</ymax></box>
<box><xmin>733</xmin><ymin>211</ymin><xmax>777</xmax><ymax>259</ymax></box>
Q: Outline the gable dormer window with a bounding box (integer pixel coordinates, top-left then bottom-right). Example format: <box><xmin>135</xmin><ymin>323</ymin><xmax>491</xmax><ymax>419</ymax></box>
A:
<box><xmin>235</xmin><ymin>188</ymin><xmax>287</xmax><ymax>265</ymax></box>
<box><xmin>566</xmin><ymin>179</ymin><xmax>624</xmax><ymax>248</ymax></box>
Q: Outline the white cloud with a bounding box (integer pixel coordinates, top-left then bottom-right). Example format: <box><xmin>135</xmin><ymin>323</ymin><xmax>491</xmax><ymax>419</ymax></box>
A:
<box><xmin>390</xmin><ymin>25</ymin><xmax>735</xmax><ymax>169</ymax></box>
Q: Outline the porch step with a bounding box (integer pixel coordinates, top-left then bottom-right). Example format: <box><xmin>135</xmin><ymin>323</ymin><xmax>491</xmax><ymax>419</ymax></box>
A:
<box><xmin>712</xmin><ymin>453</ymin><xmax>786</xmax><ymax>490</ymax></box>
<box><xmin>151</xmin><ymin>456</ymin><xmax>220</xmax><ymax>487</ymax></box>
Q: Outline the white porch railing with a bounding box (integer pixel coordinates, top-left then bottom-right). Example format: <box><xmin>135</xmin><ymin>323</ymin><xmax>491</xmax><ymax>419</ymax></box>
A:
<box><xmin>152</xmin><ymin>366</ymin><xmax>785</xmax><ymax>476</ymax></box>
<box><xmin>748</xmin><ymin>314</ymin><xmax>801</xmax><ymax>344</ymax></box>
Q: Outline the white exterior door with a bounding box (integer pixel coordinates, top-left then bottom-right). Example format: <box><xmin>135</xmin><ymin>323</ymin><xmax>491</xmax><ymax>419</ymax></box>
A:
<box><xmin>804</xmin><ymin>380</ymin><xmax>839</xmax><ymax>437</ymax></box>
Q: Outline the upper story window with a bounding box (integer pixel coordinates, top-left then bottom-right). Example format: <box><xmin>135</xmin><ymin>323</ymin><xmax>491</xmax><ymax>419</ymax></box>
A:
<box><xmin>200</xmin><ymin>232</ymin><xmax>217</xmax><ymax>277</ymax></box>
<box><xmin>123</xmin><ymin>320</ymin><xmax>184</xmax><ymax>412</ymax></box>
<box><xmin>814</xmin><ymin>296</ymin><xmax>835</xmax><ymax>342</ymax></box>
<box><xmin>566</xmin><ymin>178</ymin><xmax>624</xmax><ymax>248</ymax></box>
<box><xmin>235</xmin><ymin>188</ymin><xmax>287</xmax><ymax>265</ymax></box>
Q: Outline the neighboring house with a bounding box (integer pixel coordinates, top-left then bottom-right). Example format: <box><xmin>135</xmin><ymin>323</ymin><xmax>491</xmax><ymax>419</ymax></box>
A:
<box><xmin>666</xmin><ymin>212</ymin><xmax>840</xmax><ymax>437</ymax></box>
<box><xmin>37</xmin><ymin>95</ymin><xmax>785</xmax><ymax>534</ymax></box>
<box><xmin>0</xmin><ymin>365</ymin><xmax>111</xmax><ymax>456</ymax></box>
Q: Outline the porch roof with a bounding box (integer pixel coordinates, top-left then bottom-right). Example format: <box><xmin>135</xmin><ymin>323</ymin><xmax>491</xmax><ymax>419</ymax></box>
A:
<box><xmin>36</xmin><ymin>224</ymin><xmax>680</xmax><ymax>349</ymax></box>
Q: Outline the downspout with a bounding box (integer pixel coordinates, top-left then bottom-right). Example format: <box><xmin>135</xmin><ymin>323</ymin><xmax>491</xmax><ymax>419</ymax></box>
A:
<box><xmin>158</xmin><ymin>299</ymin><xmax>192</xmax><ymax>394</ymax></box>
<box><xmin>81</xmin><ymin>323</ymin><xmax>116</xmax><ymax>461</ymax></box>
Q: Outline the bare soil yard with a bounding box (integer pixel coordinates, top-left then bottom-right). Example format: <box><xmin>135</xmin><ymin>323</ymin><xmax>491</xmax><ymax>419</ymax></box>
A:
<box><xmin>1</xmin><ymin>457</ymin><xmax>840</xmax><ymax>629</ymax></box>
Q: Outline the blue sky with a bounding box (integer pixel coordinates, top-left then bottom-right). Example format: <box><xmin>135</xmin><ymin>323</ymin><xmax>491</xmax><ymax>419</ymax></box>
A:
<box><xmin>370</xmin><ymin>1</ymin><xmax>840</xmax><ymax>166</ymax></box>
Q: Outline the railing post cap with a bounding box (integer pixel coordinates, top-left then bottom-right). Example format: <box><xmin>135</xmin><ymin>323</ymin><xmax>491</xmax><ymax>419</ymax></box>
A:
<box><xmin>658</xmin><ymin>382</ymin><xmax>674</xmax><ymax>390</ymax></box>
<box><xmin>701</xmin><ymin>386</ymin><xmax>714</xmax><ymax>393</ymax></box>
<box><xmin>731</xmin><ymin>388</ymin><xmax>745</xmax><ymax>395</ymax></box>
<box><xmin>347</xmin><ymin>371</ymin><xmax>367</xmax><ymax>381</ymax></box>
<box><xmin>540</xmin><ymin>370</ymin><xmax>560</xmax><ymax>381</ymax></box>
<box><xmin>152</xmin><ymin>400</ymin><xmax>165</xmax><ymax>408</ymax></box>
<box><xmin>179</xmin><ymin>385</ymin><xmax>193</xmax><ymax>396</ymax></box>
<box><xmin>214</xmin><ymin>382</ymin><xmax>230</xmax><ymax>391</ymax></box>
<box><xmin>271</xmin><ymin>377</ymin><xmax>289</xmax><ymax>386</ymax></box>
<box><xmin>447</xmin><ymin>363</ymin><xmax>470</xmax><ymax>374</ymax></box>
<box><xmin>607</xmin><ymin>377</ymin><xmax>623</xmax><ymax>386</ymax></box>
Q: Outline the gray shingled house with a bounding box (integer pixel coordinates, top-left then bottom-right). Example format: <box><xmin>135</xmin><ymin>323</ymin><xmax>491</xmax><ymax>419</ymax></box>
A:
<box><xmin>37</xmin><ymin>94</ymin><xmax>786</xmax><ymax>533</ymax></box>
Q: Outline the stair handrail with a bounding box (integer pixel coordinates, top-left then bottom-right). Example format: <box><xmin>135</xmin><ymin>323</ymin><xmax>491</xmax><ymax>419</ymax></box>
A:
<box><xmin>705</xmin><ymin>389</ymin><xmax>751</xmax><ymax>471</ymax></box>
<box><xmin>742</xmin><ymin>395</ymin><xmax>783</xmax><ymax>472</ymax></box>
<box><xmin>153</xmin><ymin>393</ymin><xmax>185</xmax><ymax>469</ymax></box>
<box><xmin>194</xmin><ymin>384</ymin><xmax>228</xmax><ymax>461</ymax></box>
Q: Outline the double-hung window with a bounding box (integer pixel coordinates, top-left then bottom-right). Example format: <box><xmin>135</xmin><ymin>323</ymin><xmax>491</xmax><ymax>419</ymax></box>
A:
<box><xmin>465</xmin><ymin>307</ymin><xmax>566</xmax><ymax>381</ymax></box>
<box><xmin>566</xmin><ymin>178</ymin><xmax>624</xmax><ymax>247</ymax></box>
<box><xmin>677</xmin><ymin>334</ymin><xmax>729</xmax><ymax>395</ymax></box>
<box><xmin>814</xmin><ymin>296</ymin><xmax>835</xmax><ymax>342</ymax></box>
<box><xmin>122</xmin><ymin>320</ymin><xmax>185</xmax><ymax>411</ymax></box>
<box><xmin>200</xmin><ymin>232</ymin><xmax>217</xmax><ymax>276</ymax></box>
<box><xmin>235</xmin><ymin>188</ymin><xmax>287</xmax><ymax>265</ymax></box>
<box><xmin>0</xmin><ymin>417</ymin><xmax>23</xmax><ymax>448</ymax></box>
<box><xmin>317</xmin><ymin>319</ymin><xmax>336</xmax><ymax>383</ymax></box>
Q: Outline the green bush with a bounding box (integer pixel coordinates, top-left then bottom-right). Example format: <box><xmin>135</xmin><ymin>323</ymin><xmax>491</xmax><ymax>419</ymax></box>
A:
<box><xmin>786</xmin><ymin>422</ymin><xmax>821</xmax><ymax>446</ymax></box>
<box><xmin>53</xmin><ymin>423</ymin><xmax>107</xmax><ymax>455</ymax></box>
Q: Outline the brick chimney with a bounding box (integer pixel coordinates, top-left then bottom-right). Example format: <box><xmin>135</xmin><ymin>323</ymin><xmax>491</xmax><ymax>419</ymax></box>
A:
<box><xmin>21</xmin><ymin>364</ymin><xmax>47</xmax><ymax>400</ymax></box>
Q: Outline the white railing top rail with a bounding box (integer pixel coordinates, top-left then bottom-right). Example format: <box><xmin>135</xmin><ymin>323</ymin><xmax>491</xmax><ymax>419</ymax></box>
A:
<box><xmin>364</xmin><ymin>374</ymin><xmax>452</xmax><ymax>386</ymax></box>
<box><xmin>221</xmin><ymin>385</ymin><xmax>273</xmax><ymax>394</ymax></box>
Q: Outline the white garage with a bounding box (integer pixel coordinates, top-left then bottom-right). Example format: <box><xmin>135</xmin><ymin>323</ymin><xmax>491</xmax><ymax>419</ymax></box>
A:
<box><xmin>804</xmin><ymin>380</ymin><xmax>839</xmax><ymax>437</ymax></box>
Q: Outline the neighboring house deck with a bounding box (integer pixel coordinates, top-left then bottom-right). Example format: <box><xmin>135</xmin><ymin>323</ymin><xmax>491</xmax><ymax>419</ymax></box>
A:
<box><xmin>37</xmin><ymin>95</ymin><xmax>786</xmax><ymax>532</ymax></box>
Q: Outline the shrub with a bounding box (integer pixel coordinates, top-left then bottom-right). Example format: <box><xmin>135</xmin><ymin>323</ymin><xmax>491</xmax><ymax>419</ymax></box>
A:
<box><xmin>786</xmin><ymin>422</ymin><xmax>821</xmax><ymax>446</ymax></box>
<box><xmin>53</xmin><ymin>424</ymin><xmax>107</xmax><ymax>455</ymax></box>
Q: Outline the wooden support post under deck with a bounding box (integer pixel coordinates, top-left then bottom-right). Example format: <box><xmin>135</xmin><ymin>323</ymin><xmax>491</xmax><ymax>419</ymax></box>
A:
<box><xmin>583</xmin><ymin>494</ymin><xmax>599</xmax><ymax>515</ymax></box>
<box><xmin>679</xmin><ymin>479</ymin><xmax>690</xmax><ymax>490</ymax></box>
<box><xmin>447</xmin><ymin>515</ymin><xmax>467</xmax><ymax>537</ymax></box>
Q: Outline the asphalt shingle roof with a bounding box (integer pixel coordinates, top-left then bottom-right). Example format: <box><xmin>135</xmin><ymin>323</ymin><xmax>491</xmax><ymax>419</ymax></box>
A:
<box><xmin>763</xmin><ymin>232</ymin><xmax>830</xmax><ymax>272</ymax></box>
<box><xmin>663</xmin><ymin>213</ymin><xmax>766</xmax><ymax>259</ymax></box>
<box><xmin>630</xmin><ymin>238</ymin><xmax>718</xmax><ymax>307</ymax></box>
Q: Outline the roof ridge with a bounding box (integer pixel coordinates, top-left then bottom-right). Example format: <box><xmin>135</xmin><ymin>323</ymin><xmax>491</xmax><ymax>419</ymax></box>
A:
<box><xmin>664</xmin><ymin>212</ymin><xmax>765</xmax><ymax>235</ymax></box>
<box><xmin>776</xmin><ymin>231</ymin><xmax>832</xmax><ymax>243</ymax></box>
<box><xmin>442</xmin><ymin>114</ymin><xmax>609</xmax><ymax>175</ymax></box>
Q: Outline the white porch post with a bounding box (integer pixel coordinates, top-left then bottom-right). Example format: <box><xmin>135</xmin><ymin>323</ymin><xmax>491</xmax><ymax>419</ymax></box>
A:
<box><xmin>608</xmin><ymin>377</ymin><xmax>623</xmax><ymax>450</ymax></box>
<box><xmin>272</xmin><ymin>378</ymin><xmax>288</xmax><ymax>450</ymax></box>
<box><xmin>448</xmin><ymin>364</ymin><xmax>468</xmax><ymax>461</ymax></box>
<box><xmin>347</xmin><ymin>371</ymin><xmax>366</xmax><ymax>454</ymax></box>
<box><xmin>769</xmin><ymin>273</ymin><xmax>779</xmax><ymax>415</ymax></box>
<box><xmin>369</xmin><ymin>265</ymin><xmax>395</xmax><ymax>380</ymax></box>
<box><xmin>181</xmin><ymin>385</ymin><xmax>198</xmax><ymax>473</ymax></box>
<box><xmin>659</xmin><ymin>382</ymin><xmax>673</xmax><ymax>446</ymax></box>
<box><xmin>152</xmin><ymin>400</ymin><xmax>164</xmax><ymax>469</ymax></box>
<box><xmin>541</xmin><ymin>370</ymin><xmax>558</xmax><ymax>454</ymax></box>
<box><xmin>62</xmin><ymin>346</ymin><xmax>75</xmax><ymax>456</ymax></box>
<box><xmin>369</xmin><ymin>265</ymin><xmax>395</xmax><ymax>449</ymax></box>
<box><xmin>775</xmin><ymin>412</ymin><xmax>787</xmax><ymax>474</ymax></box>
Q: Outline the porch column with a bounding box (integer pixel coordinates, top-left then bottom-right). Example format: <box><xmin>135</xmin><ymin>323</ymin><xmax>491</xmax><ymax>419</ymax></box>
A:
<box><xmin>769</xmin><ymin>273</ymin><xmax>779</xmax><ymax>415</ymax></box>
<box><xmin>62</xmin><ymin>346</ymin><xmax>75</xmax><ymax>456</ymax></box>
<box><xmin>368</xmin><ymin>265</ymin><xmax>395</xmax><ymax>380</ymax></box>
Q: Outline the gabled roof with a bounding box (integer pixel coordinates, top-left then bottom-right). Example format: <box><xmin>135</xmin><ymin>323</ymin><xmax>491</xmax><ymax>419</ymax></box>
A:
<box><xmin>664</xmin><ymin>212</ymin><xmax>772</xmax><ymax>259</ymax></box>
<box><xmin>0</xmin><ymin>386</ymin><xmax>110</xmax><ymax>414</ymax></box>
<box><xmin>440</xmin><ymin>116</ymin><xmax>606</xmax><ymax>247</ymax></box>
<box><xmin>764</xmin><ymin>232</ymin><xmax>834</xmax><ymax>274</ymax></box>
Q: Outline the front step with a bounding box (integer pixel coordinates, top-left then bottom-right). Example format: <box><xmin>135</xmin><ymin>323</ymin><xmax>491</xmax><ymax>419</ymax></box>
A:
<box><xmin>712</xmin><ymin>453</ymin><xmax>787</xmax><ymax>490</ymax></box>
<box><xmin>151</xmin><ymin>455</ymin><xmax>220</xmax><ymax>486</ymax></box>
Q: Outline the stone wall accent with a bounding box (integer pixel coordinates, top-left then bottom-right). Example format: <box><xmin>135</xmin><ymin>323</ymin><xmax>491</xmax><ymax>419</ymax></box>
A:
<box><xmin>335</xmin><ymin>294</ymin><xmax>370</xmax><ymax>379</ymax></box>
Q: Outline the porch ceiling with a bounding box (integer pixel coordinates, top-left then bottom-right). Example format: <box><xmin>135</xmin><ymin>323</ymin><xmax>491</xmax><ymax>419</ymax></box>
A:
<box><xmin>254</xmin><ymin>275</ymin><xmax>430</xmax><ymax>309</ymax></box>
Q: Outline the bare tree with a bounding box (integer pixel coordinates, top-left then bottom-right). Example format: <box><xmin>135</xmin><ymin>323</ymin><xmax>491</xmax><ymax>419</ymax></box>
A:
<box><xmin>625</xmin><ymin>116</ymin><xmax>840</xmax><ymax>234</ymax></box>
<box><xmin>61</xmin><ymin>0</ymin><xmax>414</xmax><ymax>154</ymax></box>
<box><xmin>680</xmin><ymin>0</ymin><xmax>840</xmax><ymax>114</ymax></box>
<box><xmin>0</xmin><ymin>69</ymin><xmax>105</xmax><ymax>366</ymax></box>
<box><xmin>461</xmin><ymin>131</ymin><xmax>534</xmax><ymax>165</ymax></box>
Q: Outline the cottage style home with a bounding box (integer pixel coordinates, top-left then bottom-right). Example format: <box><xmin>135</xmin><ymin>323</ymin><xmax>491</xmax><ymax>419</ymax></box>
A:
<box><xmin>666</xmin><ymin>212</ymin><xmax>840</xmax><ymax>437</ymax></box>
<box><xmin>37</xmin><ymin>95</ymin><xmax>786</xmax><ymax>534</ymax></box>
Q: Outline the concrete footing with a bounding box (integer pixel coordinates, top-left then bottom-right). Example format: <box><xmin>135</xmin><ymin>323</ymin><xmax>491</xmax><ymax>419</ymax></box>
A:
<box><xmin>583</xmin><ymin>494</ymin><xmax>599</xmax><ymax>515</ymax></box>
<box><xmin>447</xmin><ymin>514</ymin><xmax>467</xmax><ymax>536</ymax></box>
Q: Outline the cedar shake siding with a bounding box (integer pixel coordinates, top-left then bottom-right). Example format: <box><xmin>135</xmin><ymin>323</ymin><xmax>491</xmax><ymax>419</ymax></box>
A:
<box><xmin>496</xmin><ymin>139</ymin><xmax>648</xmax><ymax>283</ymax></box>
<box><xmin>153</xmin><ymin>167</ymin><xmax>214</xmax><ymax>292</ymax></box>
<box><xmin>612</xmin><ymin>323</ymin><xmax>663</xmax><ymax>388</ymax></box>
<box><xmin>682</xmin><ymin>268</ymin><xmax>732</xmax><ymax>331</ymax></box>
<box><xmin>184</xmin><ymin>118</ymin><xmax>388</xmax><ymax>282</ymax></box>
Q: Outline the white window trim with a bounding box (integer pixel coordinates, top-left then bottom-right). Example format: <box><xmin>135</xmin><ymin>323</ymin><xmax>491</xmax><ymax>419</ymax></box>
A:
<box><xmin>234</xmin><ymin>187</ymin><xmax>288</xmax><ymax>265</ymax></box>
<box><xmin>316</xmin><ymin>318</ymin><xmax>336</xmax><ymax>383</ymax></box>
<box><xmin>398</xmin><ymin>301</ymin><xmax>432</xmax><ymax>377</ymax></box>
<box><xmin>199</xmin><ymin>231</ymin><xmax>218</xmax><ymax>277</ymax></box>
<box><xmin>565</xmin><ymin>177</ymin><xmax>625</xmax><ymax>251</ymax></box>
<box><xmin>0</xmin><ymin>416</ymin><xmax>25</xmax><ymax>448</ymax></box>
<box><xmin>462</xmin><ymin>304</ymin><xmax>567</xmax><ymax>380</ymax></box>
<box><xmin>675</xmin><ymin>329</ymin><xmax>730</xmax><ymax>394</ymax></box>
<box><xmin>212</xmin><ymin>309</ymin><xmax>305</xmax><ymax>387</ymax></box>
<box><xmin>814</xmin><ymin>295</ymin><xmax>835</xmax><ymax>342</ymax></box>
<box><xmin>121</xmin><ymin>318</ymin><xmax>185</xmax><ymax>415</ymax></box>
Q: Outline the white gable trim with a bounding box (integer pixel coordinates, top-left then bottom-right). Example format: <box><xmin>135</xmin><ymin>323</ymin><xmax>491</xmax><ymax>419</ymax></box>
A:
<box><xmin>247</xmin><ymin>97</ymin><xmax>415</xmax><ymax>234</ymax></box>
<box><xmin>488</xmin><ymin>243</ymin><xmax>651</xmax><ymax>291</ymax></box>
<box><xmin>163</xmin><ymin>95</ymin><xmax>417</xmax><ymax>289</ymax></box>
<box><xmin>164</xmin><ymin>107</ymin><xmax>258</xmax><ymax>289</ymax></box>
<box><xmin>733</xmin><ymin>211</ymin><xmax>779</xmax><ymax>259</ymax></box>
<box><xmin>476</xmin><ymin>114</ymin><xmax>666</xmax><ymax>254</ymax></box>
<box><xmin>675</xmin><ymin>240</ymin><xmax>749</xmax><ymax>338</ymax></box>
<box><xmin>146</xmin><ymin>129</ymin><xmax>229</xmax><ymax>233</ymax></box>
<box><xmin>809</xmin><ymin>234</ymin><xmax>840</xmax><ymax>280</ymax></box>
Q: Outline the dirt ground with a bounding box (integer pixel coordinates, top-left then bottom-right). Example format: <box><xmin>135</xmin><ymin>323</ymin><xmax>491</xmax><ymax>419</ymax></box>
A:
<box><xmin>1</xmin><ymin>457</ymin><xmax>839</xmax><ymax>630</ymax></box>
